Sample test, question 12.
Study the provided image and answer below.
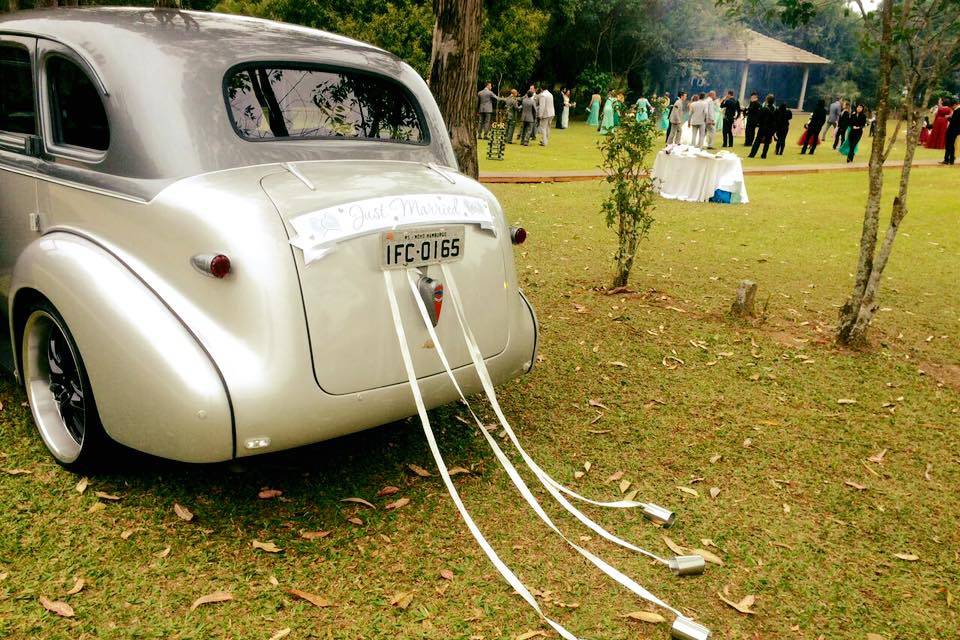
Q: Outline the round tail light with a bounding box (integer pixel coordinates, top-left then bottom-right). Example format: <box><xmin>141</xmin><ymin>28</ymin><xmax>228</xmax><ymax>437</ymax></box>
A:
<box><xmin>510</xmin><ymin>226</ymin><xmax>527</xmax><ymax>245</ymax></box>
<box><xmin>192</xmin><ymin>253</ymin><xmax>232</xmax><ymax>278</ymax></box>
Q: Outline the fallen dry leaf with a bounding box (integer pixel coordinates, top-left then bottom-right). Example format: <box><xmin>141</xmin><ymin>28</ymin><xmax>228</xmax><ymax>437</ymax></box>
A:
<box><xmin>252</xmin><ymin>540</ymin><xmax>282</xmax><ymax>553</ymax></box>
<box><xmin>583</xmin><ymin>461</ymin><xmax>592</xmax><ymax>472</ymax></box>
<box><xmin>894</xmin><ymin>553</ymin><xmax>919</xmax><ymax>562</ymax></box>
<box><xmin>189</xmin><ymin>591</ymin><xmax>232</xmax><ymax>611</ymax></box>
<box><xmin>618</xmin><ymin>479</ymin><xmax>631</xmax><ymax>494</ymax></box>
<box><xmin>65</xmin><ymin>578</ymin><xmax>85</xmax><ymax>596</ymax></box>
<box><xmin>39</xmin><ymin>596</ymin><xmax>74</xmax><ymax>618</ymax></box>
<box><xmin>844</xmin><ymin>480</ymin><xmax>867</xmax><ymax>491</ymax></box>
<box><xmin>607</xmin><ymin>361</ymin><xmax>628</xmax><ymax>368</ymax></box>
<box><xmin>156</xmin><ymin>546</ymin><xmax>171</xmax><ymax>558</ymax></box>
<box><xmin>4</xmin><ymin>468</ymin><xmax>32</xmax><ymax>475</ymax></box>
<box><xmin>87</xmin><ymin>502</ymin><xmax>105</xmax><ymax>514</ymax></box>
<box><xmin>94</xmin><ymin>491</ymin><xmax>121</xmax><ymax>501</ymax></box>
<box><xmin>75</xmin><ymin>477</ymin><xmax>89</xmax><ymax>494</ymax></box>
<box><xmin>288</xmin><ymin>588</ymin><xmax>332</xmax><ymax>608</ymax></box>
<box><xmin>836</xmin><ymin>398</ymin><xmax>857</xmax><ymax>405</ymax></box>
<box><xmin>448</xmin><ymin>466</ymin><xmax>471</xmax><ymax>476</ymax></box>
<box><xmin>347</xmin><ymin>516</ymin><xmax>363</xmax><ymax>525</ymax></box>
<box><xmin>439</xmin><ymin>569</ymin><xmax>454</xmax><ymax>580</ymax></box>
<box><xmin>606</xmin><ymin>470</ymin><xmax>624</xmax><ymax>483</ymax></box>
<box><xmin>340</xmin><ymin>497</ymin><xmax>376</xmax><ymax>509</ymax></box>
<box><xmin>867</xmin><ymin>449</ymin><xmax>887</xmax><ymax>464</ymax></box>
<box><xmin>258</xmin><ymin>488</ymin><xmax>283</xmax><ymax>500</ymax></box>
<box><xmin>588</xmin><ymin>399</ymin><xmax>609</xmax><ymax>410</ymax></box>
<box><xmin>120</xmin><ymin>528</ymin><xmax>136</xmax><ymax>540</ymax></box>
<box><xmin>677</xmin><ymin>486</ymin><xmax>699</xmax><ymax>497</ymax></box>
<box><xmin>662</xmin><ymin>535</ymin><xmax>687</xmax><ymax>555</ymax></box>
<box><xmin>693</xmin><ymin>548</ymin><xmax>724</xmax><ymax>566</ymax></box>
<box><xmin>573</xmin><ymin>470</ymin><xmax>585</xmax><ymax>479</ymax></box>
<box><xmin>515</xmin><ymin>630</ymin><xmax>548</xmax><ymax>640</ymax></box>
<box><xmin>709</xmin><ymin>487</ymin><xmax>721</xmax><ymax>499</ymax></box>
<box><xmin>300</xmin><ymin>530</ymin><xmax>331</xmax><ymax>540</ymax></box>
<box><xmin>385</xmin><ymin>497</ymin><xmax>410</xmax><ymax>510</ymax></box>
<box><xmin>620</xmin><ymin>610</ymin><xmax>666</xmax><ymax>624</ymax></box>
<box><xmin>173</xmin><ymin>503</ymin><xmax>194</xmax><ymax>522</ymax></box>
<box><xmin>408</xmin><ymin>464</ymin><xmax>432</xmax><ymax>477</ymax></box>
<box><xmin>924</xmin><ymin>463</ymin><xmax>933</xmax><ymax>481</ymax></box>
<box><xmin>709</xmin><ymin>454</ymin><xmax>722</xmax><ymax>464</ymax></box>
<box><xmin>377</xmin><ymin>486</ymin><xmax>401</xmax><ymax>497</ymax></box>
<box><xmin>390</xmin><ymin>591</ymin><xmax>414</xmax><ymax>609</ymax></box>
<box><xmin>268</xmin><ymin>629</ymin><xmax>292</xmax><ymax>640</ymax></box>
<box><xmin>866</xmin><ymin>634</ymin><xmax>886</xmax><ymax>640</ymax></box>
<box><xmin>717</xmin><ymin>590</ymin><xmax>756</xmax><ymax>615</ymax></box>
<box><xmin>268</xmin><ymin>575</ymin><xmax>279</xmax><ymax>586</ymax></box>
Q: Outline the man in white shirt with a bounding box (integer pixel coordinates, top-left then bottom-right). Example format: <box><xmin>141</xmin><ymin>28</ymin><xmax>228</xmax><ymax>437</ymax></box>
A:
<box><xmin>536</xmin><ymin>87</ymin><xmax>555</xmax><ymax>146</ymax></box>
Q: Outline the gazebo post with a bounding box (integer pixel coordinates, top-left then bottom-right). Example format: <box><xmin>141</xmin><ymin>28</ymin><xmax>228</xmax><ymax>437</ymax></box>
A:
<box><xmin>797</xmin><ymin>65</ymin><xmax>809</xmax><ymax>111</ymax></box>
<box><xmin>738</xmin><ymin>62</ymin><xmax>749</xmax><ymax>103</ymax></box>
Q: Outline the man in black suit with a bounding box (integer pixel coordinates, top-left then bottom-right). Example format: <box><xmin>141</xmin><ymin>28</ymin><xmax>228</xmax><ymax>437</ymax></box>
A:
<box><xmin>942</xmin><ymin>100</ymin><xmax>960</xmax><ymax>165</ymax></box>
<box><xmin>744</xmin><ymin>92</ymin><xmax>760</xmax><ymax>146</ymax></box>
<box><xmin>748</xmin><ymin>94</ymin><xmax>777</xmax><ymax>159</ymax></box>
<box><xmin>720</xmin><ymin>90</ymin><xmax>740</xmax><ymax>147</ymax></box>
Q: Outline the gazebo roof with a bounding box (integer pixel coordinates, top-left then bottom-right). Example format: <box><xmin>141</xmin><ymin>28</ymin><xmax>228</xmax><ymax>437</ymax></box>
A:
<box><xmin>684</xmin><ymin>28</ymin><xmax>830</xmax><ymax>65</ymax></box>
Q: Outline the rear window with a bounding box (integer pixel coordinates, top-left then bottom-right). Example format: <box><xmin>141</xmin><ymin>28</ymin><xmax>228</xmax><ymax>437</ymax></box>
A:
<box><xmin>47</xmin><ymin>55</ymin><xmax>109</xmax><ymax>151</ymax></box>
<box><xmin>225</xmin><ymin>65</ymin><xmax>426</xmax><ymax>144</ymax></box>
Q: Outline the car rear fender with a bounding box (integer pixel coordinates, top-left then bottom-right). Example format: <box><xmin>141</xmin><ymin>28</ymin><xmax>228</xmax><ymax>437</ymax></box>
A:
<box><xmin>10</xmin><ymin>232</ymin><xmax>234</xmax><ymax>463</ymax></box>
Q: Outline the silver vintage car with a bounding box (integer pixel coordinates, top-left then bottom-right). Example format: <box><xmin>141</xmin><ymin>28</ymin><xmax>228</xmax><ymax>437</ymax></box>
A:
<box><xmin>0</xmin><ymin>8</ymin><xmax>537</xmax><ymax>469</ymax></box>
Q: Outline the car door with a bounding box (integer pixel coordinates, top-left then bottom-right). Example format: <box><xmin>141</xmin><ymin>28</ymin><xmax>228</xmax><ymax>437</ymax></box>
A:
<box><xmin>0</xmin><ymin>34</ymin><xmax>42</xmax><ymax>372</ymax></box>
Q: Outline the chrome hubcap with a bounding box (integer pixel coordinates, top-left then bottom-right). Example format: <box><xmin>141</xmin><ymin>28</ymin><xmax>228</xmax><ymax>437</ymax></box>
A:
<box><xmin>23</xmin><ymin>311</ymin><xmax>85</xmax><ymax>463</ymax></box>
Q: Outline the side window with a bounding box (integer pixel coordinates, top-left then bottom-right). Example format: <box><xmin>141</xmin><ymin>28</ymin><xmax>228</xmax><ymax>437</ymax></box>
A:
<box><xmin>47</xmin><ymin>55</ymin><xmax>109</xmax><ymax>152</ymax></box>
<box><xmin>0</xmin><ymin>45</ymin><xmax>35</xmax><ymax>136</ymax></box>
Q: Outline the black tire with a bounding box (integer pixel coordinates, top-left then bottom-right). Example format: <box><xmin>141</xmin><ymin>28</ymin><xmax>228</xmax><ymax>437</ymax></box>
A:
<box><xmin>20</xmin><ymin>299</ymin><xmax>110</xmax><ymax>472</ymax></box>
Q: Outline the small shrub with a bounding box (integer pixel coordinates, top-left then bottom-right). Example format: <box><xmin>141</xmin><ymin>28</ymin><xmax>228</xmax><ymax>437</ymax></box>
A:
<box><xmin>598</xmin><ymin>105</ymin><xmax>658</xmax><ymax>289</ymax></box>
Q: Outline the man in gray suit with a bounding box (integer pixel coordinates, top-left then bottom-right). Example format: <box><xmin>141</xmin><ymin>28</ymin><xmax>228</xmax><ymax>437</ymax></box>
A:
<box><xmin>689</xmin><ymin>94</ymin><xmax>707</xmax><ymax>147</ymax></box>
<box><xmin>668</xmin><ymin>91</ymin><xmax>686</xmax><ymax>144</ymax></box>
<box><xmin>477</xmin><ymin>82</ymin><xmax>497</xmax><ymax>139</ymax></box>
<box><xmin>503</xmin><ymin>89</ymin><xmax>521</xmax><ymax>143</ymax></box>
<box><xmin>520</xmin><ymin>90</ymin><xmax>538</xmax><ymax>146</ymax></box>
<box><xmin>823</xmin><ymin>97</ymin><xmax>842</xmax><ymax>141</ymax></box>
<box><xmin>536</xmin><ymin>87</ymin><xmax>556</xmax><ymax>146</ymax></box>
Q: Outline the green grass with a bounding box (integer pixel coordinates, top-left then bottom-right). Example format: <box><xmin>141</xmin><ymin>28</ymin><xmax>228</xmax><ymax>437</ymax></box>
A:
<box><xmin>479</xmin><ymin>117</ymin><xmax>948</xmax><ymax>173</ymax></box>
<box><xmin>1</xmin><ymin>168</ymin><xmax>958</xmax><ymax>639</ymax></box>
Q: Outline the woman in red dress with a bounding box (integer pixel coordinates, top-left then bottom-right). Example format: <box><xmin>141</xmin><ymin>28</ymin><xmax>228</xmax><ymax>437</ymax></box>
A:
<box><xmin>919</xmin><ymin>117</ymin><xmax>931</xmax><ymax>145</ymax></box>
<box><xmin>926</xmin><ymin>99</ymin><xmax>952</xmax><ymax>149</ymax></box>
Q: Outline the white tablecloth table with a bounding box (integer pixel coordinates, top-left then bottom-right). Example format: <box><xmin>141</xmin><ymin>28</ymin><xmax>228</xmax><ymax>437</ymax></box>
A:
<box><xmin>651</xmin><ymin>145</ymin><xmax>749</xmax><ymax>204</ymax></box>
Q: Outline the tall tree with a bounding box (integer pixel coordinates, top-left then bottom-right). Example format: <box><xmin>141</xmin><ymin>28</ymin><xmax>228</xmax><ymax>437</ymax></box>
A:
<box><xmin>428</xmin><ymin>0</ymin><xmax>482</xmax><ymax>178</ymax></box>
<box><xmin>719</xmin><ymin>0</ymin><xmax>960</xmax><ymax>346</ymax></box>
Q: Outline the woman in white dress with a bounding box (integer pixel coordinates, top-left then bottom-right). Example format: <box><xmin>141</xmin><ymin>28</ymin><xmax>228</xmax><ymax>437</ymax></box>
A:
<box><xmin>560</xmin><ymin>89</ymin><xmax>576</xmax><ymax>129</ymax></box>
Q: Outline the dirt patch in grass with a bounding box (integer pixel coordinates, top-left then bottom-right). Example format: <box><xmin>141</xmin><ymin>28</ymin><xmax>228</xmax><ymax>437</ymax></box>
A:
<box><xmin>920</xmin><ymin>361</ymin><xmax>960</xmax><ymax>391</ymax></box>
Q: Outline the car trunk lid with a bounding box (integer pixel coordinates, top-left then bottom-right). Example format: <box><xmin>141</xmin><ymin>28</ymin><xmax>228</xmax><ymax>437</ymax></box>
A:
<box><xmin>260</xmin><ymin>160</ymin><xmax>510</xmax><ymax>395</ymax></box>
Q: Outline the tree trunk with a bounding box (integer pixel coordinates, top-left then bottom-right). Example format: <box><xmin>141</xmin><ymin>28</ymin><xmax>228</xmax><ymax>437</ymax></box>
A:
<box><xmin>841</xmin><ymin>86</ymin><xmax>931</xmax><ymax>343</ymax></box>
<box><xmin>428</xmin><ymin>0</ymin><xmax>482</xmax><ymax>179</ymax></box>
<box><xmin>837</xmin><ymin>0</ymin><xmax>894</xmax><ymax>346</ymax></box>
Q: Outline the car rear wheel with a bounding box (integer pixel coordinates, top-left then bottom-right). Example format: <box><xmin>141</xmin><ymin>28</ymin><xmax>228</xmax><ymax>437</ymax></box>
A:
<box><xmin>21</xmin><ymin>301</ymin><xmax>108</xmax><ymax>470</ymax></box>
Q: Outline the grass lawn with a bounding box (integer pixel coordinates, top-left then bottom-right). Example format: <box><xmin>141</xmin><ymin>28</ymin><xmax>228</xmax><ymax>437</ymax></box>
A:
<box><xmin>479</xmin><ymin>117</ymin><xmax>948</xmax><ymax>173</ymax></box>
<box><xmin>1</xmin><ymin>168</ymin><xmax>958</xmax><ymax>640</ymax></box>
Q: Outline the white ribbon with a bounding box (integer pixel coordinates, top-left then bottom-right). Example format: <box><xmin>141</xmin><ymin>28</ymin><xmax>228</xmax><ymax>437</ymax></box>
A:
<box><xmin>439</xmin><ymin>264</ymin><xmax>676</xmax><ymax>562</ymax></box>
<box><xmin>383</xmin><ymin>270</ymin><xmax>581</xmax><ymax>640</ymax></box>
<box><xmin>400</xmin><ymin>269</ymin><xmax>687</xmax><ymax>620</ymax></box>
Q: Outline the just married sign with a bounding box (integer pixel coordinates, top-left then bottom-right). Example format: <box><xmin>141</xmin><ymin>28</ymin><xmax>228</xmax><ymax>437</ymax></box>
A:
<box><xmin>288</xmin><ymin>193</ymin><xmax>496</xmax><ymax>264</ymax></box>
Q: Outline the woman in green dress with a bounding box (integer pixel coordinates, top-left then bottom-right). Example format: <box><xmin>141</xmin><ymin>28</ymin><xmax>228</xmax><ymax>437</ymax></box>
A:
<box><xmin>586</xmin><ymin>92</ymin><xmax>601</xmax><ymax>127</ymax></box>
<box><xmin>635</xmin><ymin>96</ymin><xmax>652</xmax><ymax>123</ymax></box>
<box><xmin>657</xmin><ymin>94</ymin><xmax>670</xmax><ymax>130</ymax></box>
<box><xmin>612</xmin><ymin>93</ymin><xmax>624</xmax><ymax>127</ymax></box>
<box><xmin>600</xmin><ymin>91</ymin><xmax>616</xmax><ymax>134</ymax></box>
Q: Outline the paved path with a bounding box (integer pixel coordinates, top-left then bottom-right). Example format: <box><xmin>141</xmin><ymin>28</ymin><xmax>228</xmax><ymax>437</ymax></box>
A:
<box><xmin>479</xmin><ymin>158</ymin><xmax>951</xmax><ymax>184</ymax></box>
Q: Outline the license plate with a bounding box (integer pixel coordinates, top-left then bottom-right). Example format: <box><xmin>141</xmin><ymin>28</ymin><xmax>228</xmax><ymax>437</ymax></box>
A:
<box><xmin>381</xmin><ymin>226</ymin><xmax>465</xmax><ymax>270</ymax></box>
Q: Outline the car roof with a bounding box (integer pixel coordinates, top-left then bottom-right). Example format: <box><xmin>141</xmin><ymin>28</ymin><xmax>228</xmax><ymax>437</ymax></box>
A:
<box><xmin>0</xmin><ymin>8</ymin><xmax>454</xmax><ymax>199</ymax></box>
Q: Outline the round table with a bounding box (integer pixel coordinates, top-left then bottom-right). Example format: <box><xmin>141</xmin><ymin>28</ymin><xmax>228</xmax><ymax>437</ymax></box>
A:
<box><xmin>651</xmin><ymin>146</ymin><xmax>749</xmax><ymax>204</ymax></box>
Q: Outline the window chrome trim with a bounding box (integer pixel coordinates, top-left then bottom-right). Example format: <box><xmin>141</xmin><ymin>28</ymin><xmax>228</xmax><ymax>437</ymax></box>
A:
<box><xmin>37</xmin><ymin>41</ymin><xmax>110</xmax><ymax>164</ymax></box>
<box><xmin>222</xmin><ymin>61</ymin><xmax>431</xmax><ymax>147</ymax></box>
